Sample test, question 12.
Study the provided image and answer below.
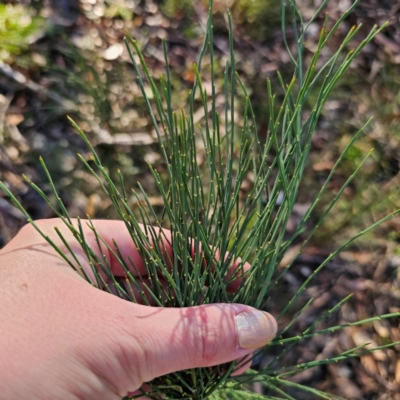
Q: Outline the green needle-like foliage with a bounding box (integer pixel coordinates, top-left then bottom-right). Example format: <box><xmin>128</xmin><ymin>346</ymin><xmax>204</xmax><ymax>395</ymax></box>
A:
<box><xmin>1</xmin><ymin>0</ymin><xmax>399</xmax><ymax>399</ymax></box>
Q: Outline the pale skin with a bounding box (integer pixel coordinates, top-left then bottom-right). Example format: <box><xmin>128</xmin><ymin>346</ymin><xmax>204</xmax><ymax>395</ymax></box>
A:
<box><xmin>0</xmin><ymin>219</ymin><xmax>277</xmax><ymax>400</ymax></box>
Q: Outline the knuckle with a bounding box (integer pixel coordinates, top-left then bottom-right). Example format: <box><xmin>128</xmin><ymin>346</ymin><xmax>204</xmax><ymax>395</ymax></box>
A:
<box><xmin>114</xmin><ymin>334</ymin><xmax>146</xmax><ymax>389</ymax></box>
<box><xmin>191</xmin><ymin>310</ymin><xmax>220</xmax><ymax>365</ymax></box>
<box><xmin>97</xmin><ymin>317</ymin><xmax>149</xmax><ymax>393</ymax></box>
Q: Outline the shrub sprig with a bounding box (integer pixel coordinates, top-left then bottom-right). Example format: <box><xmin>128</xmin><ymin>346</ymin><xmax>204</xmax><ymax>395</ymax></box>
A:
<box><xmin>1</xmin><ymin>0</ymin><xmax>399</xmax><ymax>399</ymax></box>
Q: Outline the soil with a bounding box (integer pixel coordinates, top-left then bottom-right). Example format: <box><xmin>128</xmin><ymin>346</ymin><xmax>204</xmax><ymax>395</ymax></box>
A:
<box><xmin>1</xmin><ymin>1</ymin><xmax>400</xmax><ymax>398</ymax></box>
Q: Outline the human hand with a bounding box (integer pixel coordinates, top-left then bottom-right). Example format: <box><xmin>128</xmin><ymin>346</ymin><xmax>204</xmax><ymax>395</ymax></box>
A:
<box><xmin>0</xmin><ymin>219</ymin><xmax>277</xmax><ymax>400</ymax></box>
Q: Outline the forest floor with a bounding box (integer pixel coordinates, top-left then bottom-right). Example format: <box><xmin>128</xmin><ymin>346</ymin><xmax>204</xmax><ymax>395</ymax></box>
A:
<box><xmin>1</xmin><ymin>0</ymin><xmax>400</xmax><ymax>398</ymax></box>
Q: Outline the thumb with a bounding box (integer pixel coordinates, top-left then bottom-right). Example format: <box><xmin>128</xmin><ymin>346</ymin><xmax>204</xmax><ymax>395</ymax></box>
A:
<box><xmin>109</xmin><ymin>302</ymin><xmax>277</xmax><ymax>393</ymax></box>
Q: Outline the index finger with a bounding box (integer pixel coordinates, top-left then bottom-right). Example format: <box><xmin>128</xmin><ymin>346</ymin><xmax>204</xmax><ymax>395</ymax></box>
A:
<box><xmin>11</xmin><ymin>218</ymin><xmax>250</xmax><ymax>293</ymax></box>
<box><xmin>77</xmin><ymin>220</ymin><xmax>250</xmax><ymax>292</ymax></box>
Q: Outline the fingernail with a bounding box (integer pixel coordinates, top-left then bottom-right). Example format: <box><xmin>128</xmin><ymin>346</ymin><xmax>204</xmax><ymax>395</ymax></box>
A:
<box><xmin>235</xmin><ymin>310</ymin><xmax>277</xmax><ymax>350</ymax></box>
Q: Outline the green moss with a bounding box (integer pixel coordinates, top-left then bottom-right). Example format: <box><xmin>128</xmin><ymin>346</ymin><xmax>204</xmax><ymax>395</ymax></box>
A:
<box><xmin>0</xmin><ymin>4</ymin><xmax>44</xmax><ymax>62</ymax></box>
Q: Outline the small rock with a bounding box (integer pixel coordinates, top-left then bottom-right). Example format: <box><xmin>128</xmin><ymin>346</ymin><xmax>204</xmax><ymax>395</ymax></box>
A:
<box><xmin>102</xmin><ymin>43</ymin><xmax>124</xmax><ymax>60</ymax></box>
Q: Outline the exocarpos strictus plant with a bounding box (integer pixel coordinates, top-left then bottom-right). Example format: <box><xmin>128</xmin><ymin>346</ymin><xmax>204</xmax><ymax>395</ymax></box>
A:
<box><xmin>1</xmin><ymin>0</ymin><xmax>400</xmax><ymax>399</ymax></box>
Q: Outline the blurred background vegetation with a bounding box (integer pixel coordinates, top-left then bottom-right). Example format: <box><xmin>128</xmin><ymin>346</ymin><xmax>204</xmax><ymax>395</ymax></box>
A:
<box><xmin>1</xmin><ymin>0</ymin><xmax>400</xmax><ymax>398</ymax></box>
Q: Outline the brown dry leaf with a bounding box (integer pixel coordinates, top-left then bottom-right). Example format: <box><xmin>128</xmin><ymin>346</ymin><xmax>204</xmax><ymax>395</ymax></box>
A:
<box><xmin>351</xmin><ymin>328</ymin><xmax>387</xmax><ymax>362</ymax></box>
<box><xmin>360</xmin><ymin>354</ymin><xmax>379</xmax><ymax>374</ymax></box>
<box><xmin>355</xmin><ymin>366</ymin><xmax>380</xmax><ymax>394</ymax></box>
<box><xmin>279</xmin><ymin>244</ymin><xmax>301</xmax><ymax>268</ymax></box>
<box><xmin>395</xmin><ymin>360</ymin><xmax>400</xmax><ymax>384</ymax></box>
<box><xmin>352</xmin><ymin>251</ymin><xmax>376</xmax><ymax>265</ymax></box>
<box><xmin>312</xmin><ymin>291</ymin><xmax>331</xmax><ymax>309</ymax></box>
<box><xmin>340</xmin><ymin>250</ymin><xmax>375</xmax><ymax>266</ymax></box>
<box><xmin>132</xmin><ymin>196</ymin><xmax>164</xmax><ymax>208</ymax></box>
<box><xmin>373</xmin><ymin>320</ymin><xmax>390</xmax><ymax>339</ymax></box>
<box><xmin>6</xmin><ymin>114</ymin><xmax>24</xmax><ymax>126</ymax></box>
<box><xmin>334</xmin><ymin>376</ymin><xmax>363</xmax><ymax>399</ymax></box>
<box><xmin>5</xmin><ymin>146</ymin><xmax>19</xmax><ymax>160</ymax></box>
<box><xmin>2</xmin><ymin>172</ymin><xmax>25</xmax><ymax>189</ymax></box>
<box><xmin>85</xmin><ymin>193</ymin><xmax>101</xmax><ymax>217</ymax></box>
<box><xmin>313</xmin><ymin>161</ymin><xmax>334</xmax><ymax>171</ymax></box>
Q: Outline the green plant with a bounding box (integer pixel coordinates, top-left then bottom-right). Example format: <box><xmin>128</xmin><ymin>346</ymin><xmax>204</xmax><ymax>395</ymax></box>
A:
<box><xmin>51</xmin><ymin>38</ymin><xmax>113</xmax><ymax>128</ymax></box>
<box><xmin>1</xmin><ymin>0</ymin><xmax>400</xmax><ymax>399</ymax></box>
<box><xmin>0</xmin><ymin>3</ymin><xmax>44</xmax><ymax>62</ymax></box>
<box><xmin>161</xmin><ymin>0</ymin><xmax>280</xmax><ymax>41</ymax></box>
